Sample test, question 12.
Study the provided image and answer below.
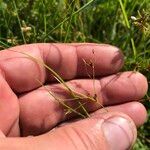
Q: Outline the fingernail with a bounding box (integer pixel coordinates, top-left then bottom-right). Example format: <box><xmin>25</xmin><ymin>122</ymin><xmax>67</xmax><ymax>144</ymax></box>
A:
<box><xmin>102</xmin><ymin>116</ymin><xmax>136</xmax><ymax>150</ymax></box>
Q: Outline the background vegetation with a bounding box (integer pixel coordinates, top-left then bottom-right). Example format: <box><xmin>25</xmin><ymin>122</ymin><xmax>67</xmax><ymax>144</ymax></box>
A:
<box><xmin>0</xmin><ymin>0</ymin><xmax>150</xmax><ymax>149</ymax></box>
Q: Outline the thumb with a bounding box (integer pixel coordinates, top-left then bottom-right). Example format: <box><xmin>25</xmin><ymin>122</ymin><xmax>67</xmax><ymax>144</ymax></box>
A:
<box><xmin>0</xmin><ymin>112</ymin><xmax>137</xmax><ymax>150</ymax></box>
<box><xmin>47</xmin><ymin>112</ymin><xmax>137</xmax><ymax>150</ymax></box>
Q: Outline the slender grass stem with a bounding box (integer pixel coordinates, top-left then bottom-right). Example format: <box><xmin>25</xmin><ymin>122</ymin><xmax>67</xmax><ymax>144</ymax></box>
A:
<box><xmin>42</xmin><ymin>0</ymin><xmax>47</xmax><ymax>42</ymax></box>
<box><xmin>118</xmin><ymin>0</ymin><xmax>137</xmax><ymax>60</ymax></box>
<box><xmin>2</xmin><ymin>8</ymin><xmax>15</xmax><ymax>40</ymax></box>
<box><xmin>0</xmin><ymin>41</ymin><xmax>10</xmax><ymax>48</ymax></box>
<box><xmin>64</xmin><ymin>3</ymin><xmax>75</xmax><ymax>42</ymax></box>
<box><xmin>78</xmin><ymin>101</ymin><xmax>90</xmax><ymax>117</ymax></box>
<box><xmin>36</xmin><ymin>78</ymin><xmax>87</xmax><ymax>118</ymax></box>
<box><xmin>12</xmin><ymin>0</ymin><xmax>26</xmax><ymax>44</ymax></box>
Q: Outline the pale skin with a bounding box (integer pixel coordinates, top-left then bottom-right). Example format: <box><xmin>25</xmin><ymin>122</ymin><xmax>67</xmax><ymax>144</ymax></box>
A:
<box><xmin>0</xmin><ymin>43</ymin><xmax>148</xmax><ymax>150</ymax></box>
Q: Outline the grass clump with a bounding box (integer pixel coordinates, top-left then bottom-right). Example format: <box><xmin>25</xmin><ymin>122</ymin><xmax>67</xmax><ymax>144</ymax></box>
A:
<box><xmin>0</xmin><ymin>0</ymin><xmax>150</xmax><ymax>149</ymax></box>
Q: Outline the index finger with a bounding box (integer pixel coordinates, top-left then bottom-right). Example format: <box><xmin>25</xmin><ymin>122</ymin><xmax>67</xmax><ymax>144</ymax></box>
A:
<box><xmin>0</xmin><ymin>43</ymin><xmax>124</xmax><ymax>93</ymax></box>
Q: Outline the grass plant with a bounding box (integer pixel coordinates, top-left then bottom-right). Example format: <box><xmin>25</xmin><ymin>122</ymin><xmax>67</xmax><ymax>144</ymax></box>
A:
<box><xmin>8</xmin><ymin>48</ymin><xmax>106</xmax><ymax>118</ymax></box>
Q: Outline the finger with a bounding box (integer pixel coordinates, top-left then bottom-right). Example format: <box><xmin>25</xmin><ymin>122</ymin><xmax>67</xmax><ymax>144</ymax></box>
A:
<box><xmin>0</xmin><ymin>112</ymin><xmax>137</xmax><ymax>150</ymax></box>
<box><xmin>100</xmin><ymin>71</ymin><xmax>148</xmax><ymax>105</ymax></box>
<box><xmin>19</xmin><ymin>72</ymin><xmax>147</xmax><ymax>136</ymax></box>
<box><xmin>0</xmin><ymin>73</ymin><xmax>19</xmax><ymax>137</ymax></box>
<box><xmin>47</xmin><ymin>112</ymin><xmax>137</xmax><ymax>150</ymax></box>
<box><xmin>0</xmin><ymin>43</ymin><xmax>123</xmax><ymax>92</ymax></box>
<box><xmin>92</xmin><ymin>102</ymin><xmax>147</xmax><ymax>127</ymax></box>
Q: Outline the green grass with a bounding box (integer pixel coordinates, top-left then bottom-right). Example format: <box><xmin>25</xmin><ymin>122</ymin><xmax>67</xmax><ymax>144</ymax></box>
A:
<box><xmin>0</xmin><ymin>0</ymin><xmax>150</xmax><ymax>149</ymax></box>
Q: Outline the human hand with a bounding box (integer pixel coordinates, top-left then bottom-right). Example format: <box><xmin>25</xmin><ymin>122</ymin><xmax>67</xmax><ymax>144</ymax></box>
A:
<box><xmin>0</xmin><ymin>43</ymin><xmax>148</xmax><ymax>150</ymax></box>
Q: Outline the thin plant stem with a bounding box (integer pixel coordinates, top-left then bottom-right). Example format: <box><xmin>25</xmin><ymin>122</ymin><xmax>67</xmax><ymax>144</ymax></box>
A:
<box><xmin>65</xmin><ymin>102</ymin><xmax>88</xmax><ymax>115</ymax></box>
<box><xmin>118</xmin><ymin>0</ymin><xmax>137</xmax><ymax>60</ymax></box>
<box><xmin>0</xmin><ymin>41</ymin><xmax>10</xmax><ymax>48</ymax></box>
<box><xmin>12</xmin><ymin>0</ymin><xmax>26</xmax><ymax>44</ymax></box>
<box><xmin>36</xmin><ymin>78</ymin><xmax>87</xmax><ymax>118</ymax></box>
<box><xmin>78</xmin><ymin>101</ymin><xmax>90</xmax><ymax>117</ymax></box>
<box><xmin>42</xmin><ymin>0</ymin><xmax>47</xmax><ymax>42</ymax></box>
<box><xmin>64</xmin><ymin>3</ymin><xmax>75</xmax><ymax>42</ymax></box>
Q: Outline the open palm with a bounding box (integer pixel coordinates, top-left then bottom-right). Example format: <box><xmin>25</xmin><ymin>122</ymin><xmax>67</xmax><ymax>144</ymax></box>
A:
<box><xmin>0</xmin><ymin>43</ymin><xmax>148</xmax><ymax>149</ymax></box>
